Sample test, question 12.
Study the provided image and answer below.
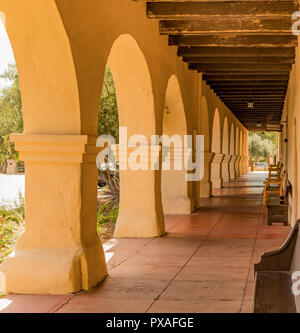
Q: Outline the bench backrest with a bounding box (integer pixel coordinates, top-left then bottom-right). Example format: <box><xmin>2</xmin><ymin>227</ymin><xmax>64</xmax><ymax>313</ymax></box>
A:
<box><xmin>291</xmin><ymin>229</ymin><xmax>300</xmax><ymax>312</ymax></box>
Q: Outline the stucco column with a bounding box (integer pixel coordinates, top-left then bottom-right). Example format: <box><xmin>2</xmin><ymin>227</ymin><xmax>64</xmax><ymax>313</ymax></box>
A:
<box><xmin>229</xmin><ymin>155</ymin><xmax>237</xmax><ymax>180</ymax></box>
<box><xmin>244</xmin><ymin>155</ymin><xmax>249</xmax><ymax>174</ymax></box>
<box><xmin>211</xmin><ymin>153</ymin><xmax>224</xmax><ymax>189</ymax></box>
<box><xmin>240</xmin><ymin>156</ymin><xmax>246</xmax><ymax>175</ymax></box>
<box><xmin>0</xmin><ymin>134</ymin><xmax>107</xmax><ymax>294</ymax></box>
<box><xmin>222</xmin><ymin>154</ymin><xmax>232</xmax><ymax>183</ymax></box>
<box><xmin>235</xmin><ymin>155</ymin><xmax>241</xmax><ymax>178</ymax></box>
<box><xmin>161</xmin><ymin>146</ymin><xmax>192</xmax><ymax>215</ymax></box>
<box><xmin>200</xmin><ymin>152</ymin><xmax>214</xmax><ymax>198</ymax></box>
<box><xmin>114</xmin><ymin>144</ymin><xmax>165</xmax><ymax>238</ymax></box>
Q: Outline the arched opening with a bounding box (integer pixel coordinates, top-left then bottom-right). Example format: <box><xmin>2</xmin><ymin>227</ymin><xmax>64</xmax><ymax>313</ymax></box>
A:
<box><xmin>199</xmin><ymin>96</ymin><xmax>212</xmax><ymax>198</ymax></box>
<box><xmin>200</xmin><ymin>96</ymin><xmax>210</xmax><ymax>152</ymax></box>
<box><xmin>211</xmin><ymin>109</ymin><xmax>221</xmax><ymax>154</ymax></box>
<box><xmin>234</xmin><ymin>126</ymin><xmax>241</xmax><ymax>177</ymax></box>
<box><xmin>229</xmin><ymin>123</ymin><xmax>236</xmax><ymax>180</ymax></box>
<box><xmin>102</xmin><ymin>34</ymin><xmax>164</xmax><ymax>238</ymax></box>
<box><xmin>235</xmin><ymin>127</ymin><xmax>240</xmax><ymax>156</ymax></box>
<box><xmin>230</xmin><ymin>123</ymin><xmax>235</xmax><ymax>155</ymax></box>
<box><xmin>222</xmin><ymin>117</ymin><xmax>229</xmax><ymax>154</ymax></box>
<box><xmin>161</xmin><ymin>75</ymin><xmax>191</xmax><ymax>214</ymax></box>
<box><xmin>239</xmin><ymin>130</ymin><xmax>244</xmax><ymax>175</ymax></box>
<box><xmin>292</xmin><ymin>118</ymin><xmax>298</xmax><ymax>224</ymax></box>
<box><xmin>211</xmin><ymin>108</ymin><xmax>222</xmax><ymax>189</ymax></box>
<box><xmin>0</xmin><ymin>16</ymin><xmax>25</xmax><ymax>263</ymax></box>
<box><xmin>240</xmin><ymin>130</ymin><xmax>243</xmax><ymax>155</ymax></box>
<box><xmin>221</xmin><ymin>117</ymin><xmax>230</xmax><ymax>183</ymax></box>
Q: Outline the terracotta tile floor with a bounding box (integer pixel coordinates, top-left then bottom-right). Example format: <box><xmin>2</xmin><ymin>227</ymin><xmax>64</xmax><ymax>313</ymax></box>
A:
<box><xmin>0</xmin><ymin>172</ymin><xmax>292</xmax><ymax>313</ymax></box>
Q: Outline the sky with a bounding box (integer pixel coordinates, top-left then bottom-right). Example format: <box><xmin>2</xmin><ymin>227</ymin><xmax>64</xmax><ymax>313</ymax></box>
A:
<box><xmin>0</xmin><ymin>19</ymin><xmax>15</xmax><ymax>88</ymax></box>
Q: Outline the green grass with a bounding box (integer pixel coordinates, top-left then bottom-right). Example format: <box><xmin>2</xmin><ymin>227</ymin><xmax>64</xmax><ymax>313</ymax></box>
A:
<box><xmin>97</xmin><ymin>199</ymin><xmax>119</xmax><ymax>235</ymax></box>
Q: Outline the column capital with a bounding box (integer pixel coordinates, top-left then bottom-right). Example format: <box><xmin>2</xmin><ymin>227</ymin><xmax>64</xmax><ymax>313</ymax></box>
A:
<box><xmin>10</xmin><ymin>134</ymin><xmax>101</xmax><ymax>164</ymax></box>
<box><xmin>222</xmin><ymin>154</ymin><xmax>232</xmax><ymax>163</ymax></box>
<box><xmin>212</xmin><ymin>153</ymin><xmax>224</xmax><ymax>164</ymax></box>
<box><xmin>203</xmin><ymin>151</ymin><xmax>214</xmax><ymax>159</ymax></box>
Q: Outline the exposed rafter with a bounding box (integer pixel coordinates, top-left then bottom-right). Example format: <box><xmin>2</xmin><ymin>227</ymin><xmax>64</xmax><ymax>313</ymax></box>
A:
<box><xmin>135</xmin><ymin>0</ymin><xmax>298</xmax><ymax>131</ymax></box>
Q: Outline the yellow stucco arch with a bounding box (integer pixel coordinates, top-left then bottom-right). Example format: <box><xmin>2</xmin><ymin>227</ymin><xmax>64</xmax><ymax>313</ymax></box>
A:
<box><xmin>292</xmin><ymin>117</ymin><xmax>298</xmax><ymax>224</ymax></box>
<box><xmin>222</xmin><ymin>117</ymin><xmax>229</xmax><ymax>154</ymax></box>
<box><xmin>211</xmin><ymin>108</ymin><xmax>222</xmax><ymax>188</ymax></box>
<box><xmin>239</xmin><ymin>130</ymin><xmax>243</xmax><ymax>155</ymax></box>
<box><xmin>235</xmin><ymin>126</ymin><xmax>240</xmax><ymax>155</ymax></box>
<box><xmin>161</xmin><ymin>75</ymin><xmax>191</xmax><ymax>214</ymax></box>
<box><xmin>107</xmin><ymin>34</ymin><xmax>156</xmax><ymax>139</ymax></box>
<box><xmin>0</xmin><ymin>1</ymin><xmax>81</xmax><ymax>134</ymax></box>
<box><xmin>230</xmin><ymin>123</ymin><xmax>235</xmax><ymax>155</ymax></box>
<box><xmin>200</xmin><ymin>96</ymin><xmax>210</xmax><ymax>152</ymax></box>
<box><xmin>107</xmin><ymin>34</ymin><xmax>164</xmax><ymax>238</ymax></box>
<box><xmin>211</xmin><ymin>108</ymin><xmax>221</xmax><ymax>154</ymax></box>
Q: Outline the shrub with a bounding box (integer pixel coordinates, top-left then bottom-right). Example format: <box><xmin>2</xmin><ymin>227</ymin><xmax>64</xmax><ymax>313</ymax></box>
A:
<box><xmin>97</xmin><ymin>199</ymin><xmax>119</xmax><ymax>233</ymax></box>
<box><xmin>0</xmin><ymin>193</ymin><xmax>25</xmax><ymax>263</ymax></box>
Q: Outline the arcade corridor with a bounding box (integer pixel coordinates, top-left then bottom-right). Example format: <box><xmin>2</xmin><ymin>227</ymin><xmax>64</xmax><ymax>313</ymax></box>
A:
<box><xmin>0</xmin><ymin>172</ymin><xmax>291</xmax><ymax>313</ymax></box>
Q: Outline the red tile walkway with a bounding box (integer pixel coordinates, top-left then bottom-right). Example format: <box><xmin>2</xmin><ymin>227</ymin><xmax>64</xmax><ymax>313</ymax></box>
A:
<box><xmin>0</xmin><ymin>172</ymin><xmax>291</xmax><ymax>313</ymax></box>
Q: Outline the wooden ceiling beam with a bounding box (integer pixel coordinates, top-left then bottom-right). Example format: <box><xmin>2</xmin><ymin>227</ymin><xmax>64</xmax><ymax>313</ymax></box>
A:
<box><xmin>189</xmin><ymin>63</ymin><xmax>292</xmax><ymax>71</ymax></box>
<box><xmin>178</xmin><ymin>46</ymin><xmax>295</xmax><ymax>57</ymax></box>
<box><xmin>147</xmin><ymin>2</ymin><xmax>297</xmax><ymax>19</ymax></box>
<box><xmin>133</xmin><ymin>0</ymin><xmax>296</xmax><ymax>130</ymax></box>
<box><xmin>202</xmin><ymin>73</ymin><xmax>290</xmax><ymax>78</ymax></box>
<box><xmin>182</xmin><ymin>56</ymin><xmax>294</xmax><ymax>64</ymax></box>
<box><xmin>232</xmin><ymin>114</ymin><xmax>283</xmax><ymax>116</ymax></box>
<box><xmin>213</xmin><ymin>87</ymin><xmax>287</xmax><ymax>91</ymax></box>
<box><xmin>220</xmin><ymin>103</ymin><xmax>285</xmax><ymax>107</ymax></box>
<box><xmin>221</xmin><ymin>95</ymin><xmax>285</xmax><ymax>98</ymax></box>
<box><xmin>205</xmin><ymin>80</ymin><xmax>289</xmax><ymax>85</ymax></box>
<box><xmin>169</xmin><ymin>35</ymin><xmax>297</xmax><ymax>47</ymax></box>
<box><xmin>221</xmin><ymin>93</ymin><xmax>286</xmax><ymax>96</ymax></box>
<box><xmin>226</xmin><ymin>104</ymin><xmax>284</xmax><ymax>106</ymax></box>
<box><xmin>160</xmin><ymin>18</ymin><xmax>293</xmax><ymax>35</ymax></box>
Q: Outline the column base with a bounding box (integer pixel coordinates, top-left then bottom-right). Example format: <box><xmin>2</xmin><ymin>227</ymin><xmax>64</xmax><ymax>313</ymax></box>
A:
<box><xmin>222</xmin><ymin>174</ymin><xmax>230</xmax><ymax>183</ymax></box>
<box><xmin>200</xmin><ymin>181</ymin><xmax>212</xmax><ymax>198</ymax></box>
<box><xmin>163</xmin><ymin>196</ymin><xmax>192</xmax><ymax>215</ymax></box>
<box><xmin>229</xmin><ymin>171</ymin><xmax>236</xmax><ymax>180</ymax></box>
<box><xmin>212</xmin><ymin>177</ymin><xmax>223</xmax><ymax>189</ymax></box>
<box><xmin>0</xmin><ymin>243</ymin><xmax>107</xmax><ymax>294</ymax></box>
<box><xmin>229</xmin><ymin>156</ymin><xmax>237</xmax><ymax>180</ymax></box>
<box><xmin>222</xmin><ymin>155</ymin><xmax>231</xmax><ymax>183</ymax></box>
<box><xmin>114</xmin><ymin>213</ymin><xmax>165</xmax><ymax>238</ymax></box>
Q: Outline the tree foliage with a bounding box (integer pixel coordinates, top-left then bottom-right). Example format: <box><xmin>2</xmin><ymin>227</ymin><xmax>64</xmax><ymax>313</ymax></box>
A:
<box><xmin>98</xmin><ymin>66</ymin><xmax>119</xmax><ymax>142</ymax></box>
<box><xmin>248</xmin><ymin>132</ymin><xmax>277</xmax><ymax>162</ymax></box>
<box><xmin>0</xmin><ymin>64</ymin><xmax>22</xmax><ymax>172</ymax></box>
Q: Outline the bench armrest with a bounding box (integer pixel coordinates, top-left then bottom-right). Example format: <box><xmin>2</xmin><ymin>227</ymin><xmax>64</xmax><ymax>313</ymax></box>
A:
<box><xmin>264</xmin><ymin>179</ymin><xmax>281</xmax><ymax>184</ymax></box>
<box><xmin>254</xmin><ymin>220</ymin><xmax>300</xmax><ymax>272</ymax></box>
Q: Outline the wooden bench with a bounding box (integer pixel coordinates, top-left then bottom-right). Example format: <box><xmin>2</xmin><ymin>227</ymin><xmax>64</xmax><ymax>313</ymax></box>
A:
<box><xmin>267</xmin><ymin>181</ymin><xmax>291</xmax><ymax>226</ymax></box>
<box><xmin>268</xmin><ymin>161</ymin><xmax>282</xmax><ymax>174</ymax></box>
<box><xmin>254</xmin><ymin>220</ymin><xmax>300</xmax><ymax>313</ymax></box>
<box><xmin>263</xmin><ymin>170</ymin><xmax>285</xmax><ymax>206</ymax></box>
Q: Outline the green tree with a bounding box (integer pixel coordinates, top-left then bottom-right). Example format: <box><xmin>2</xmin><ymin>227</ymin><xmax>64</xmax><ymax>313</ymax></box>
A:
<box><xmin>248</xmin><ymin>132</ymin><xmax>277</xmax><ymax>163</ymax></box>
<box><xmin>0</xmin><ymin>64</ymin><xmax>22</xmax><ymax>172</ymax></box>
<box><xmin>98</xmin><ymin>66</ymin><xmax>119</xmax><ymax>142</ymax></box>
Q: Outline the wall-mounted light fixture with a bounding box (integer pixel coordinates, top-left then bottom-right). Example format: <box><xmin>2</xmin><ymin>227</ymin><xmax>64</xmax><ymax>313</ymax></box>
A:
<box><xmin>247</xmin><ymin>98</ymin><xmax>254</xmax><ymax>109</ymax></box>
